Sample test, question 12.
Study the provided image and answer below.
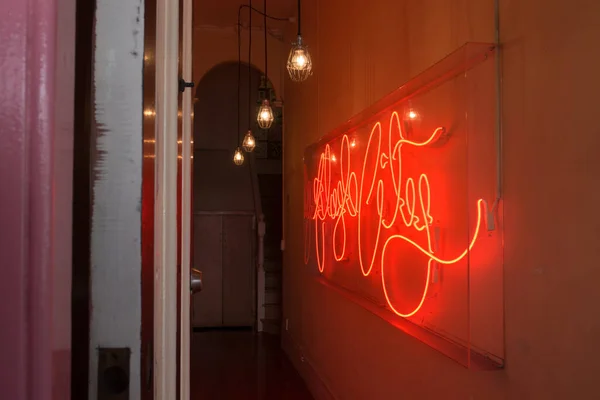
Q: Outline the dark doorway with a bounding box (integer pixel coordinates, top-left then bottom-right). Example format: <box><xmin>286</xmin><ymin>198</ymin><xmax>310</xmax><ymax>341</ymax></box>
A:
<box><xmin>192</xmin><ymin>62</ymin><xmax>283</xmax><ymax>332</ymax></box>
<box><xmin>190</xmin><ymin>61</ymin><xmax>293</xmax><ymax>398</ymax></box>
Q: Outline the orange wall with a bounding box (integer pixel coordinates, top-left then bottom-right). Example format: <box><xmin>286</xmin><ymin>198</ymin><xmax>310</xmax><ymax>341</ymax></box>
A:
<box><xmin>282</xmin><ymin>0</ymin><xmax>600</xmax><ymax>398</ymax></box>
<box><xmin>192</xmin><ymin>25</ymin><xmax>286</xmax><ymax>99</ymax></box>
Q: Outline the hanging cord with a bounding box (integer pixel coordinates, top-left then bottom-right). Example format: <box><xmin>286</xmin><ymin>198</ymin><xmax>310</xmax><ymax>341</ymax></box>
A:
<box><xmin>297</xmin><ymin>0</ymin><xmax>301</xmax><ymax>36</ymax></box>
<box><xmin>236</xmin><ymin>5</ymin><xmax>242</xmax><ymax>148</ymax></box>
<box><xmin>238</xmin><ymin>4</ymin><xmax>289</xmax><ymax>21</ymax></box>
<box><xmin>264</xmin><ymin>0</ymin><xmax>268</xmax><ymax>85</ymax></box>
<box><xmin>248</xmin><ymin>0</ymin><xmax>252</xmax><ymax>130</ymax></box>
<box><xmin>235</xmin><ymin>1</ymin><xmax>285</xmax><ymax>131</ymax></box>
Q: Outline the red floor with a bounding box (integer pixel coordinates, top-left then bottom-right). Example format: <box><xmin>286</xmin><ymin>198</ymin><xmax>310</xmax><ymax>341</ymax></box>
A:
<box><xmin>191</xmin><ymin>330</ymin><xmax>314</xmax><ymax>400</ymax></box>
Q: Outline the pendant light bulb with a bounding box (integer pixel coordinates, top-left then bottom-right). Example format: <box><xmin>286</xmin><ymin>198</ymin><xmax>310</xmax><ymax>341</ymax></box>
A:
<box><xmin>287</xmin><ymin>36</ymin><xmax>312</xmax><ymax>82</ymax></box>
<box><xmin>257</xmin><ymin>99</ymin><xmax>274</xmax><ymax>129</ymax></box>
<box><xmin>233</xmin><ymin>147</ymin><xmax>244</xmax><ymax>165</ymax></box>
<box><xmin>242</xmin><ymin>130</ymin><xmax>256</xmax><ymax>152</ymax></box>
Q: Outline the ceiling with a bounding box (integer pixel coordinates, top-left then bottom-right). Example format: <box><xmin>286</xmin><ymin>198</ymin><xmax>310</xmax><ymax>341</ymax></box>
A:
<box><xmin>194</xmin><ymin>0</ymin><xmax>296</xmax><ymax>31</ymax></box>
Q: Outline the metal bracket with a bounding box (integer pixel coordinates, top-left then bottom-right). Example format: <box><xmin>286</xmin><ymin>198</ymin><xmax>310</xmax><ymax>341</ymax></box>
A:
<box><xmin>191</xmin><ymin>268</ymin><xmax>203</xmax><ymax>294</ymax></box>
<box><xmin>178</xmin><ymin>78</ymin><xmax>194</xmax><ymax>93</ymax></box>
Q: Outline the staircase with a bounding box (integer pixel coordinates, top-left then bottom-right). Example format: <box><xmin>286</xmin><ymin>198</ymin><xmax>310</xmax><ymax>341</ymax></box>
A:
<box><xmin>257</xmin><ymin>174</ymin><xmax>283</xmax><ymax>335</ymax></box>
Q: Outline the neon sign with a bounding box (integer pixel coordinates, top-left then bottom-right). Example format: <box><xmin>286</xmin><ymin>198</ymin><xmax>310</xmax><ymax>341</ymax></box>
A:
<box><xmin>304</xmin><ymin>111</ymin><xmax>489</xmax><ymax>319</ymax></box>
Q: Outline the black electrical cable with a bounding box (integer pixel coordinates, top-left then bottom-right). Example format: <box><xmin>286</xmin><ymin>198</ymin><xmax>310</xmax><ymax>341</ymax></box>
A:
<box><xmin>264</xmin><ymin>0</ymin><xmax>268</xmax><ymax>84</ymax></box>
<box><xmin>238</xmin><ymin>4</ymin><xmax>289</xmax><ymax>22</ymax></box>
<box><xmin>248</xmin><ymin>0</ymin><xmax>252</xmax><ymax>130</ymax></box>
<box><xmin>297</xmin><ymin>0</ymin><xmax>301</xmax><ymax>36</ymax></box>
<box><xmin>235</xmin><ymin>1</ymin><xmax>286</xmax><ymax>133</ymax></box>
<box><xmin>236</xmin><ymin>3</ymin><xmax>242</xmax><ymax>149</ymax></box>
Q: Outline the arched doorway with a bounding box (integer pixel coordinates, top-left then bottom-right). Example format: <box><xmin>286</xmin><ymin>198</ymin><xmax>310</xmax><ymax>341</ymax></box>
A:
<box><xmin>191</xmin><ymin>62</ymin><xmax>283</xmax><ymax>332</ymax></box>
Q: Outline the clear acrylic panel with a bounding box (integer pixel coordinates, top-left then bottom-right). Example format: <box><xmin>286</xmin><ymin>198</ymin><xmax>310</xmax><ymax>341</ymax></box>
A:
<box><xmin>465</xmin><ymin>46</ymin><xmax>505</xmax><ymax>368</ymax></box>
<box><xmin>303</xmin><ymin>43</ymin><xmax>503</xmax><ymax>368</ymax></box>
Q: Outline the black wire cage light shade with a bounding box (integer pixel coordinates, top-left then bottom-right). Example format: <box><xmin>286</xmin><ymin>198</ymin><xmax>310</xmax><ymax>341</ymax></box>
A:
<box><xmin>242</xmin><ymin>129</ymin><xmax>256</xmax><ymax>152</ymax></box>
<box><xmin>286</xmin><ymin>0</ymin><xmax>312</xmax><ymax>82</ymax></box>
<box><xmin>233</xmin><ymin>147</ymin><xmax>245</xmax><ymax>165</ymax></box>
<box><xmin>287</xmin><ymin>36</ymin><xmax>312</xmax><ymax>82</ymax></box>
<box><xmin>257</xmin><ymin>99</ymin><xmax>274</xmax><ymax>129</ymax></box>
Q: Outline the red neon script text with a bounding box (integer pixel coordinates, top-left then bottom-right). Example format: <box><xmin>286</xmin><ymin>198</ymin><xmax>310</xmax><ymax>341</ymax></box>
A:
<box><xmin>306</xmin><ymin>111</ymin><xmax>487</xmax><ymax>318</ymax></box>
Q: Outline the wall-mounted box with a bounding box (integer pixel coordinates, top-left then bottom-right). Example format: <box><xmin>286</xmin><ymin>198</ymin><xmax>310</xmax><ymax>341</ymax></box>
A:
<box><xmin>97</xmin><ymin>347</ymin><xmax>130</xmax><ymax>399</ymax></box>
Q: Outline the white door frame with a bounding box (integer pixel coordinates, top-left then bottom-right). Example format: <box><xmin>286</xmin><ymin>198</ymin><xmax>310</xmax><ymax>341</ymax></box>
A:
<box><xmin>154</xmin><ymin>0</ymin><xmax>179</xmax><ymax>397</ymax></box>
<box><xmin>180</xmin><ymin>0</ymin><xmax>193</xmax><ymax>396</ymax></box>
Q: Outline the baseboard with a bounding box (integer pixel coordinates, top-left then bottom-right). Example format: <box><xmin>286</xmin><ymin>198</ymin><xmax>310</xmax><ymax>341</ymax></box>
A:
<box><xmin>281</xmin><ymin>331</ymin><xmax>337</xmax><ymax>400</ymax></box>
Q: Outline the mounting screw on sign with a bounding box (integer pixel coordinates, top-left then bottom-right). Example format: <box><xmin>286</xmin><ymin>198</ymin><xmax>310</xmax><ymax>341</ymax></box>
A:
<box><xmin>178</xmin><ymin>78</ymin><xmax>194</xmax><ymax>93</ymax></box>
